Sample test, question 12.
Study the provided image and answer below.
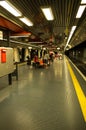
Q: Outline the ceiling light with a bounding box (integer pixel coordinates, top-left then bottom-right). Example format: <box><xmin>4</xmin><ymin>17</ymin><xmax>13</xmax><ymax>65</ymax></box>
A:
<box><xmin>19</xmin><ymin>17</ymin><xmax>33</xmax><ymax>26</ymax></box>
<box><xmin>81</xmin><ymin>0</ymin><xmax>86</xmax><ymax>4</ymax></box>
<box><xmin>76</xmin><ymin>5</ymin><xmax>86</xmax><ymax>18</ymax></box>
<box><xmin>57</xmin><ymin>47</ymin><xmax>60</xmax><ymax>50</ymax></box>
<box><xmin>43</xmin><ymin>47</ymin><xmax>46</xmax><ymax>50</ymax></box>
<box><xmin>28</xmin><ymin>47</ymin><xmax>32</xmax><ymax>49</ymax></box>
<box><xmin>65</xmin><ymin>26</ymin><xmax>76</xmax><ymax>49</ymax></box>
<box><xmin>41</xmin><ymin>7</ymin><xmax>54</xmax><ymax>20</ymax></box>
<box><xmin>0</xmin><ymin>0</ymin><xmax>22</xmax><ymax>17</ymax></box>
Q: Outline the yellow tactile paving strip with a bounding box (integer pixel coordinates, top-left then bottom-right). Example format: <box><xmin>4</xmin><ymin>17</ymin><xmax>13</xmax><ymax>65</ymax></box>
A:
<box><xmin>66</xmin><ymin>59</ymin><xmax>86</xmax><ymax>122</ymax></box>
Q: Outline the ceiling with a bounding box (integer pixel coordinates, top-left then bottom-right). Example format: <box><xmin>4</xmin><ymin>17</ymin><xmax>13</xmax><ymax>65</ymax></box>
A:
<box><xmin>0</xmin><ymin>0</ymin><xmax>86</xmax><ymax>51</ymax></box>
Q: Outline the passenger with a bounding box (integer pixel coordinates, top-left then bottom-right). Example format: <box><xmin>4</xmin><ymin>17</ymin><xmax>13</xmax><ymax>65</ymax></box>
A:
<box><xmin>39</xmin><ymin>58</ymin><xmax>43</xmax><ymax>65</ymax></box>
<box><xmin>43</xmin><ymin>53</ymin><xmax>50</xmax><ymax>65</ymax></box>
<box><xmin>27</xmin><ymin>56</ymin><xmax>31</xmax><ymax>65</ymax></box>
<box><xmin>34</xmin><ymin>55</ymin><xmax>38</xmax><ymax>63</ymax></box>
<box><xmin>34</xmin><ymin>55</ymin><xmax>39</xmax><ymax>67</ymax></box>
<box><xmin>49</xmin><ymin>53</ymin><xmax>54</xmax><ymax>62</ymax></box>
<box><xmin>39</xmin><ymin>58</ymin><xmax>44</xmax><ymax>68</ymax></box>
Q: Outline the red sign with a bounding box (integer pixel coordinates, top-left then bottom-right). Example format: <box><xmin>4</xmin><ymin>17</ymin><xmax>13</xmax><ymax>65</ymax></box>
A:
<box><xmin>0</xmin><ymin>49</ymin><xmax>6</xmax><ymax>63</ymax></box>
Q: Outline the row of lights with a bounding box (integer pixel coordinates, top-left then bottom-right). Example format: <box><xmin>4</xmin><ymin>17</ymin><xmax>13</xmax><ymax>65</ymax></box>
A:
<box><xmin>65</xmin><ymin>0</ymin><xmax>86</xmax><ymax>50</ymax></box>
<box><xmin>0</xmin><ymin>0</ymin><xmax>54</xmax><ymax>27</ymax></box>
<box><xmin>1</xmin><ymin>0</ymin><xmax>85</xmax><ymax>51</ymax></box>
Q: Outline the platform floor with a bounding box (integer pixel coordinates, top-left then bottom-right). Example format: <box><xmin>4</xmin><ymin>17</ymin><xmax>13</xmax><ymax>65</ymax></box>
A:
<box><xmin>0</xmin><ymin>56</ymin><xmax>86</xmax><ymax>130</ymax></box>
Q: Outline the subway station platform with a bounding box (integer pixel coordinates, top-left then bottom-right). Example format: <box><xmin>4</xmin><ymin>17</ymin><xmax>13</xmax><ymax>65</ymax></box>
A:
<box><xmin>0</xmin><ymin>56</ymin><xmax>86</xmax><ymax>130</ymax></box>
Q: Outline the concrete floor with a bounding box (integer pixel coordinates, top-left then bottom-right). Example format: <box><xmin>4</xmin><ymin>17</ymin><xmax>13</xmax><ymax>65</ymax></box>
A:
<box><xmin>0</xmin><ymin>56</ymin><xmax>86</xmax><ymax>130</ymax></box>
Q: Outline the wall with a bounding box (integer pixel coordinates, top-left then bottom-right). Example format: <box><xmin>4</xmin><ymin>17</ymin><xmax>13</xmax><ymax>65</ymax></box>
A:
<box><xmin>0</xmin><ymin>47</ymin><xmax>14</xmax><ymax>77</ymax></box>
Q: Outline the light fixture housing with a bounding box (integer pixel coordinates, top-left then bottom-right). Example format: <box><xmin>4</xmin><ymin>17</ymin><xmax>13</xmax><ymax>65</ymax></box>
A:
<box><xmin>41</xmin><ymin>7</ymin><xmax>54</xmax><ymax>20</ymax></box>
<box><xmin>76</xmin><ymin>5</ymin><xmax>86</xmax><ymax>18</ymax></box>
<box><xmin>0</xmin><ymin>0</ymin><xmax>22</xmax><ymax>17</ymax></box>
<box><xmin>19</xmin><ymin>17</ymin><xmax>33</xmax><ymax>26</ymax></box>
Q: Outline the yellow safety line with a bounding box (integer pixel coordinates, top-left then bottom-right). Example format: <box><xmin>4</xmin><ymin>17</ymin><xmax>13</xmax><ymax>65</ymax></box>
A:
<box><xmin>66</xmin><ymin>59</ymin><xmax>86</xmax><ymax>122</ymax></box>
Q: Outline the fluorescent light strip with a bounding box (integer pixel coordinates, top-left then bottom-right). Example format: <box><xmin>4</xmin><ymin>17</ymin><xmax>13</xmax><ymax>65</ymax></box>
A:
<box><xmin>76</xmin><ymin>5</ymin><xmax>86</xmax><ymax>18</ymax></box>
<box><xmin>81</xmin><ymin>0</ymin><xmax>86</xmax><ymax>4</ymax></box>
<box><xmin>20</xmin><ymin>17</ymin><xmax>33</xmax><ymax>26</ymax></box>
<box><xmin>0</xmin><ymin>1</ymin><xmax>22</xmax><ymax>17</ymax></box>
<box><xmin>10</xmin><ymin>35</ymin><xmax>30</xmax><ymax>38</ymax></box>
<box><xmin>41</xmin><ymin>7</ymin><xmax>54</xmax><ymax>20</ymax></box>
<box><xmin>65</xmin><ymin>26</ymin><xmax>76</xmax><ymax>48</ymax></box>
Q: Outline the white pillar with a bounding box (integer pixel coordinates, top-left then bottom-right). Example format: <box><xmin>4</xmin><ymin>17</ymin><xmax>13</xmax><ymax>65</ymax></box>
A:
<box><xmin>13</xmin><ymin>48</ymin><xmax>20</xmax><ymax>62</ymax></box>
<box><xmin>42</xmin><ymin>50</ymin><xmax>44</xmax><ymax>58</ymax></box>
<box><xmin>38</xmin><ymin>50</ymin><xmax>41</xmax><ymax>58</ymax></box>
<box><xmin>24</xmin><ymin>48</ymin><xmax>29</xmax><ymax>61</ymax></box>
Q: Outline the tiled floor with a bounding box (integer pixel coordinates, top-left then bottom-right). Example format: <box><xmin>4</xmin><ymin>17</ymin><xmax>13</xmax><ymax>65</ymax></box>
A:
<box><xmin>0</xmin><ymin>56</ymin><xmax>86</xmax><ymax>130</ymax></box>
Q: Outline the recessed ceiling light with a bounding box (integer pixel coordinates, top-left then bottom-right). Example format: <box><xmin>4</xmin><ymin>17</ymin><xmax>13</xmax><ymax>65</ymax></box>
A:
<box><xmin>76</xmin><ymin>5</ymin><xmax>86</xmax><ymax>18</ymax></box>
<box><xmin>65</xmin><ymin>26</ymin><xmax>76</xmax><ymax>49</ymax></box>
<box><xmin>28</xmin><ymin>47</ymin><xmax>32</xmax><ymax>49</ymax></box>
<box><xmin>81</xmin><ymin>0</ymin><xmax>86</xmax><ymax>4</ymax></box>
<box><xmin>0</xmin><ymin>0</ymin><xmax>22</xmax><ymax>17</ymax></box>
<box><xmin>19</xmin><ymin>17</ymin><xmax>33</xmax><ymax>26</ymax></box>
<box><xmin>41</xmin><ymin>7</ymin><xmax>54</xmax><ymax>20</ymax></box>
<box><xmin>57</xmin><ymin>47</ymin><xmax>60</xmax><ymax>50</ymax></box>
